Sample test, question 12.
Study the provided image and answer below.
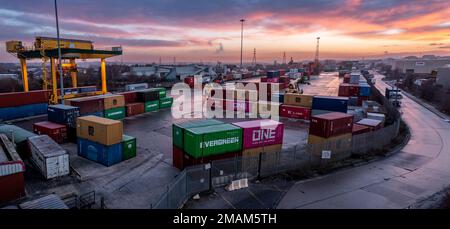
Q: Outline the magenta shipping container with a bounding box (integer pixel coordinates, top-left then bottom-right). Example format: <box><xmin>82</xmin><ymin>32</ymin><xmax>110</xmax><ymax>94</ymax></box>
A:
<box><xmin>232</xmin><ymin>119</ymin><xmax>284</xmax><ymax>149</ymax></box>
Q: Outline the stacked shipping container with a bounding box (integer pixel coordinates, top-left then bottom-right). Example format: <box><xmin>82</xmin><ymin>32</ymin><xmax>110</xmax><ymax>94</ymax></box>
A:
<box><xmin>0</xmin><ymin>134</ymin><xmax>25</xmax><ymax>204</ymax></box>
<box><xmin>172</xmin><ymin>119</ymin><xmax>225</xmax><ymax>169</ymax></box>
<box><xmin>338</xmin><ymin>73</ymin><xmax>371</xmax><ymax>106</ymax></box>
<box><xmin>0</xmin><ymin>90</ymin><xmax>49</xmax><ymax>121</ymax></box>
<box><xmin>308</xmin><ymin>112</ymin><xmax>354</xmax><ymax>157</ymax></box>
<box><xmin>76</xmin><ymin>116</ymin><xmax>136</xmax><ymax>166</ymax></box>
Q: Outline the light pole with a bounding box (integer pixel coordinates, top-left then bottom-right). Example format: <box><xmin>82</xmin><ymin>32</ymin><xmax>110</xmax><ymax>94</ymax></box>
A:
<box><xmin>54</xmin><ymin>0</ymin><xmax>65</xmax><ymax>104</ymax></box>
<box><xmin>240</xmin><ymin>19</ymin><xmax>245</xmax><ymax>68</ymax></box>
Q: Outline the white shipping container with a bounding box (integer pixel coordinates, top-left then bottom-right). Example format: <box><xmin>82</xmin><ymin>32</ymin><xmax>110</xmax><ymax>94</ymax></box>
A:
<box><xmin>28</xmin><ymin>135</ymin><xmax>69</xmax><ymax>179</ymax></box>
<box><xmin>125</xmin><ymin>83</ymin><xmax>148</xmax><ymax>91</ymax></box>
<box><xmin>367</xmin><ymin>112</ymin><xmax>385</xmax><ymax>122</ymax></box>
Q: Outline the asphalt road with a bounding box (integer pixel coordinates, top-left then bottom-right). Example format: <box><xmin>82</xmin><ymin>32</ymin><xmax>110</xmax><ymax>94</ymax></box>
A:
<box><xmin>277</xmin><ymin>72</ymin><xmax>450</xmax><ymax>209</ymax></box>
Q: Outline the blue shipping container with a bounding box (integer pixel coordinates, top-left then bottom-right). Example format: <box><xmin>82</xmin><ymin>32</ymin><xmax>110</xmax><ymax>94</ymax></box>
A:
<box><xmin>78</xmin><ymin>86</ymin><xmax>97</xmax><ymax>93</ymax></box>
<box><xmin>77</xmin><ymin>138</ymin><xmax>123</xmax><ymax>167</ymax></box>
<box><xmin>312</xmin><ymin>96</ymin><xmax>348</xmax><ymax>113</ymax></box>
<box><xmin>0</xmin><ymin>103</ymin><xmax>48</xmax><ymax>121</ymax></box>
<box><xmin>359</xmin><ymin>84</ymin><xmax>371</xmax><ymax>96</ymax></box>
<box><xmin>267</xmin><ymin>70</ymin><xmax>280</xmax><ymax>78</ymax></box>
<box><xmin>47</xmin><ymin>104</ymin><xmax>80</xmax><ymax>128</ymax></box>
<box><xmin>348</xmin><ymin>96</ymin><xmax>358</xmax><ymax>106</ymax></box>
<box><xmin>271</xmin><ymin>93</ymin><xmax>285</xmax><ymax>103</ymax></box>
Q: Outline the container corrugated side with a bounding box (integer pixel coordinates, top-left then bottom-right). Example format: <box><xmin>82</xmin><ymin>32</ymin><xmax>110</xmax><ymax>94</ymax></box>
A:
<box><xmin>183</xmin><ymin>124</ymin><xmax>242</xmax><ymax>158</ymax></box>
<box><xmin>172</xmin><ymin>119</ymin><xmax>224</xmax><ymax>149</ymax></box>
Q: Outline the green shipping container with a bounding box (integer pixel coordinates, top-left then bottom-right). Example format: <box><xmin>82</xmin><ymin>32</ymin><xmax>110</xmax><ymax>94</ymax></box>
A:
<box><xmin>154</xmin><ymin>87</ymin><xmax>166</xmax><ymax>98</ymax></box>
<box><xmin>145</xmin><ymin>101</ymin><xmax>159</xmax><ymax>112</ymax></box>
<box><xmin>184</xmin><ymin>124</ymin><xmax>243</xmax><ymax>158</ymax></box>
<box><xmin>159</xmin><ymin>97</ymin><xmax>173</xmax><ymax>109</ymax></box>
<box><xmin>122</xmin><ymin>134</ymin><xmax>137</xmax><ymax>160</ymax></box>
<box><xmin>104</xmin><ymin>107</ymin><xmax>126</xmax><ymax>120</ymax></box>
<box><xmin>172</xmin><ymin>119</ymin><xmax>224</xmax><ymax>148</ymax></box>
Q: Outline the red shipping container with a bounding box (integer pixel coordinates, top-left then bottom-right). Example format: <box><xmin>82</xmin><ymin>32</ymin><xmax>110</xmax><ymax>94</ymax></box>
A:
<box><xmin>184</xmin><ymin>76</ymin><xmax>195</xmax><ymax>88</ymax></box>
<box><xmin>279</xmin><ymin>69</ymin><xmax>286</xmax><ymax>76</ymax></box>
<box><xmin>126</xmin><ymin>103</ymin><xmax>145</xmax><ymax>116</ymax></box>
<box><xmin>120</xmin><ymin>91</ymin><xmax>138</xmax><ymax>104</ymax></box>
<box><xmin>232</xmin><ymin>119</ymin><xmax>284</xmax><ymax>149</ymax></box>
<box><xmin>338</xmin><ymin>83</ymin><xmax>360</xmax><ymax>97</ymax></box>
<box><xmin>357</xmin><ymin>96</ymin><xmax>370</xmax><ymax>106</ymax></box>
<box><xmin>266</xmin><ymin>78</ymin><xmax>279</xmax><ymax>83</ymax></box>
<box><xmin>0</xmin><ymin>158</ymin><xmax>26</xmax><ymax>203</ymax></box>
<box><xmin>0</xmin><ymin>90</ymin><xmax>50</xmax><ymax>108</ymax></box>
<box><xmin>343</xmin><ymin>75</ymin><xmax>350</xmax><ymax>83</ymax></box>
<box><xmin>172</xmin><ymin>145</ymin><xmax>184</xmax><ymax>170</ymax></box>
<box><xmin>207</xmin><ymin>98</ymin><xmax>225</xmax><ymax>111</ymax></box>
<box><xmin>260</xmin><ymin>77</ymin><xmax>268</xmax><ymax>82</ymax></box>
<box><xmin>32</xmin><ymin>121</ymin><xmax>67</xmax><ymax>144</ymax></box>
<box><xmin>310</xmin><ymin>112</ymin><xmax>354</xmax><ymax>138</ymax></box>
<box><xmin>280</xmin><ymin>104</ymin><xmax>311</xmax><ymax>120</ymax></box>
<box><xmin>69</xmin><ymin>97</ymin><xmax>104</xmax><ymax>114</ymax></box>
<box><xmin>0</xmin><ymin>172</ymin><xmax>25</xmax><ymax>204</ymax></box>
<box><xmin>352</xmin><ymin>123</ymin><xmax>371</xmax><ymax>135</ymax></box>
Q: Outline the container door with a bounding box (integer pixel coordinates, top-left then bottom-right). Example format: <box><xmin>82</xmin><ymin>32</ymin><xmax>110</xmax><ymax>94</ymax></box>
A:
<box><xmin>87</xmin><ymin>145</ymin><xmax>99</xmax><ymax>162</ymax></box>
<box><xmin>45</xmin><ymin>157</ymin><xmax>58</xmax><ymax>179</ymax></box>
<box><xmin>59</xmin><ymin>154</ymin><xmax>70</xmax><ymax>176</ymax></box>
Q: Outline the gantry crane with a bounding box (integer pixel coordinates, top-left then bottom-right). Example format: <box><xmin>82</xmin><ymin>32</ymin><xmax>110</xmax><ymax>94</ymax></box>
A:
<box><xmin>5</xmin><ymin>37</ymin><xmax>122</xmax><ymax>104</ymax></box>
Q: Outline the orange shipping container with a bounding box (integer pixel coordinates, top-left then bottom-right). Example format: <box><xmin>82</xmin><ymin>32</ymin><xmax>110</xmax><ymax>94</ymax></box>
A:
<box><xmin>76</xmin><ymin>116</ymin><xmax>123</xmax><ymax>146</ymax></box>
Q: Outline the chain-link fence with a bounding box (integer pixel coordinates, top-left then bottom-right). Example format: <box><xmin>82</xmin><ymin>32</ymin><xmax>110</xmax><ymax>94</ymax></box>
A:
<box><xmin>153</xmin><ymin>119</ymin><xmax>401</xmax><ymax>209</ymax></box>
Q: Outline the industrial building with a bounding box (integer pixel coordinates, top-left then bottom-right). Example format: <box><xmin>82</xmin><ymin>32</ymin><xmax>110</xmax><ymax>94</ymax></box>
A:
<box><xmin>393</xmin><ymin>56</ymin><xmax>450</xmax><ymax>74</ymax></box>
<box><xmin>436</xmin><ymin>64</ymin><xmax>450</xmax><ymax>89</ymax></box>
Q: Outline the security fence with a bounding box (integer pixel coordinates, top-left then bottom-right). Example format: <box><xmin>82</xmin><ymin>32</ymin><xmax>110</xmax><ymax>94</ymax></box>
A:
<box><xmin>153</xmin><ymin>119</ymin><xmax>401</xmax><ymax>209</ymax></box>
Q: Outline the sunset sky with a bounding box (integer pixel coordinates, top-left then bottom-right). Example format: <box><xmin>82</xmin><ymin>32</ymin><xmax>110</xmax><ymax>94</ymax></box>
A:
<box><xmin>0</xmin><ymin>0</ymin><xmax>449</xmax><ymax>63</ymax></box>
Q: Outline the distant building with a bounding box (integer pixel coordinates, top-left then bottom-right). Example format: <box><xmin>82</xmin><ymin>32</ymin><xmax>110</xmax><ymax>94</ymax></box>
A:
<box><xmin>436</xmin><ymin>65</ymin><xmax>450</xmax><ymax>89</ymax></box>
<box><xmin>129</xmin><ymin>64</ymin><xmax>215</xmax><ymax>81</ymax></box>
<box><xmin>393</xmin><ymin>57</ymin><xmax>450</xmax><ymax>74</ymax></box>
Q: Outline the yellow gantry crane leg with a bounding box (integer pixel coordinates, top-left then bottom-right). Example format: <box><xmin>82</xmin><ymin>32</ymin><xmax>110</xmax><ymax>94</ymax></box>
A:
<box><xmin>100</xmin><ymin>58</ymin><xmax>107</xmax><ymax>94</ymax></box>
<box><xmin>19</xmin><ymin>58</ymin><xmax>29</xmax><ymax>92</ymax></box>
<box><xmin>50</xmin><ymin>57</ymin><xmax>58</xmax><ymax>104</ymax></box>
<box><xmin>70</xmin><ymin>59</ymin><xmax>77</xmax><ymax>88</ymax></box>
<box><xmin>42</xmin><ymin>58</ymin><xmax>48</xmax><ymax>90</ymax></box>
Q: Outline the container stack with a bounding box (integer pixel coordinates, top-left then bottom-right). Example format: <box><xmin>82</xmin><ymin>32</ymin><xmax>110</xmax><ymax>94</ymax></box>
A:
<box><xmin>28</xmin><ymin>135</ymin><xmax>70</xmax><ymax>179</ymax></box>
<box><xmin>308</xmin><ymin>112</ymin><xmax>354</xmax><ymax>157</ymax></box>
<box><xmin>0</xmin><ymin>90</ymin><xmax>49</xmax><ymax>121</ymax></box>
<box><xmin>172</xmin><ymin>119</ymin><xmax>230</xmax><ymax>170</ymax></box>
<box><xmin>47</xmin><ymin>104</ymin><xmax>80</xmax><ymax>143</ymax></box>
<box><xmin>183</xmin><ymin>124</ymin><xmax>243</xmax><ymax>167</ymax></box>
<box><xmin>338</xmin><ymin>73</ymin><xmax>371</xmax><ymax>106</ymax></box>
<box><xmin>76</xmin><ymin>116</ymin><xmax>136</xmax><ymax>166</ymax></box>
<box><xmin>232</xmin><ymin>120</ymin><xmax>283</xmax><ymax>170</ymax></box>
<box><xmin>280</xmin><ymin>93</ymin><xmax>313</xmax><ymax>120</ymax></box>
<box><xmin>0</xmin><ymin>134</ymin><xmax>25</xmax><ymax>204</ymax></box>
<box><xmin>67</xmin><ymin>96</ymin><xmax>104</xmax><ymax>117</ymax></box>
<box><xmin>119</xmin><ymin>91</ymin><xmax>144</xmax><ymax>117</ymax></box>
<box><xmin>137</xmin><ymin>88</ymin><xmax>171</xmax><ymax>112</ymax></box>
<box><xmin>101</xmin><ymin>94</ymin><xmax>126</xmax><ymax>120</ymax></box>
